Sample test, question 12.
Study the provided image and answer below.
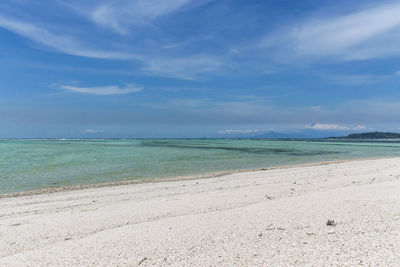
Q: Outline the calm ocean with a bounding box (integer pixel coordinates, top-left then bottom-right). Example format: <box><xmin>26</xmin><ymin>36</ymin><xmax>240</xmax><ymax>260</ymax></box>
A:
<box><xmin>1</xmin><ymin>139</ymin><xmax>400</xmax><ymax>194</ymax></box>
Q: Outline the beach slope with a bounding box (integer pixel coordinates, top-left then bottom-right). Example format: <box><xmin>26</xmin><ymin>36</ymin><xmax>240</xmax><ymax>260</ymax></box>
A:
<box><xmin>1</xmin><ymin>158</ymin><xmax>400</xmax><ymax>266</ymax></box>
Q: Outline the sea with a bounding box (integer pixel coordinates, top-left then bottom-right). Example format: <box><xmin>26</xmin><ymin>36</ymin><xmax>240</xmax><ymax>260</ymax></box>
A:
<box><xmin>1</xmin><ymin>138</ymin><xmax>400</xmax><ymax>194</ymax></box>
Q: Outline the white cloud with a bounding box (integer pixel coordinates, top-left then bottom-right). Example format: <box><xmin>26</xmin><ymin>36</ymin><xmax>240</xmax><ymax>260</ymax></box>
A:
<box><xmin>263</xmin><ymin>2</ymin><xmax>400</xmax><ymax>61</ymax></box>
<box><xmin>60</xmin><ymin>84</ymin><xmax>143</xmax><ymax>95</ymax></box>
<box><xmin>0</xmin><ymin>15</ymin><xmax>136</xmax><ymax>60</ymax></box>
<box><xmin>90</xmin><ymin>0</ymin><xmax>192</xmax><ymax>34</ymax></box>
<box><xmin>0</xmin><ymin>14</ymin><xmax>221</xmax><ymax>79</ymax></box>
<box><xmin>307</xmin><ymin>123</ymin><xmax>365</xmax><ymax>131</ymax></box>
<box><xmin>218</xmin><ymin>129</ymin><xmax>261</xmax><ymax>135</ymax></box>
<box><xmin>83</xmin><ymin>129</ymin><xmax>103</xmax><ymax>134</ymax></box>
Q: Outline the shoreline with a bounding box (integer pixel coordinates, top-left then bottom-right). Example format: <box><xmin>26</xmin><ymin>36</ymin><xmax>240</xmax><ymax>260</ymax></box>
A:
<box><xmin>1</xmin><ymin>156</ymin><xmax>394</xmax><ymax>199</ymax></box>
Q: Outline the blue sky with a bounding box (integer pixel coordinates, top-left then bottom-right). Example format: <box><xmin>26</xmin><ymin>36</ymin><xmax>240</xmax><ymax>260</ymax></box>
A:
<box><xmin>1</xmin><ymin>0</ymin><xmax>400</xmax><ymax>138</ymax></box>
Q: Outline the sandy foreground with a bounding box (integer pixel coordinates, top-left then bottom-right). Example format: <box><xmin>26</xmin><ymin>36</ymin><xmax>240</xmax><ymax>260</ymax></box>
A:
<box><xmin>1</xmin><ymin>158</ymin><xmax>400</xmax><ymax>266</ymax></box>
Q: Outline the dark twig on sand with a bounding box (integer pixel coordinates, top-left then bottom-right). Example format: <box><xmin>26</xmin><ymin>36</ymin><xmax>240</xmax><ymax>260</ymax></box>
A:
<box><xmin>326</xmin><ymin>220</ymin><xmax>336</xmax><ymax>226</ymax></box>
<box><xmin>138</xmin><ymin>257</ymin><xmax>148</xmax><ymax>265</ymax></box>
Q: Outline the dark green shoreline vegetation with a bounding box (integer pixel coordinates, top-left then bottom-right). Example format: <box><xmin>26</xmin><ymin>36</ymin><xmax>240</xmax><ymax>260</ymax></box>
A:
<box><xmin>328</xmin><ymin>132</ymin><xmax>400</xmax><ymax>140</ymax></box>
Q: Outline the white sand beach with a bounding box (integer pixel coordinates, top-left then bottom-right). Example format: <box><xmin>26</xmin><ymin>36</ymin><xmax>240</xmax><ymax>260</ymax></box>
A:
<box><xmin>1</xmin><ymin>158</ymin><xmax>400</xmax><ymax>266</ymax></box>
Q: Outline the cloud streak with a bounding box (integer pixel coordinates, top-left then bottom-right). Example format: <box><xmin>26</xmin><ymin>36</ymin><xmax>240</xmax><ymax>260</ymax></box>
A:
<box><xmin>263</xmin><ymin>2</ymin><xmax>400</xmax><ymax>61</ymax></box>
<box><xmin>0</xmin><ymin>15</ymin><xmax>136</xmax><ymax>60</ymax></box>
<box><xmin>0</xmin><ymin>14</ymin><xmax>222</xmax><ymax>79</ymax></box>
<box><xmin>83</xmin><ymin>129</ymin><xmax>104</xmax><ymax>134</ymax></box>
<box><xmin>218</xmin><ymin>129</ymin><xmax>261</xmax><ymax>135</ymax></box>
<box><xmin>142</xmin><ymin>55</ymin><xmax>222</xmax><ymax>80</ymax></box>
<box><xmin>90</xmin><ymin>0</ymin><xmax>192</xmax><ymax>34</ymax></box>
<box><xmin>306</xmin><ymin>123</ymin><xmax>366</xmax><ymax>131</ymax></box>
<box><xmin>60</xmin><ymin>84</ymin><xmax>143</xmax><ymax>95</ymax></box>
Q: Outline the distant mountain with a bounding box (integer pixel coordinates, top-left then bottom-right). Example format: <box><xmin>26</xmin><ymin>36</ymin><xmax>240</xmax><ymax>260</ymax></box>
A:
<box><xmin>330</xmin><ymin>132</ymin><xmax>400</xmax><ymax>139</ymax></box>
<box><xmin>251</xmin><ymin>131</ymin><xmax>299</xmax><ymax>139</ymax></box>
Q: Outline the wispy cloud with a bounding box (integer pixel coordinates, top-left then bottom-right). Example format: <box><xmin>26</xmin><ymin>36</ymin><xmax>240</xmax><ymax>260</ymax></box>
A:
<box><xmin>0</xmin><ymin>15</ymin><xmax>136</xmax><ymax>60</ymax></box>
<box><xmin>218</xmin><ymin>129</ymin><xmax>261</xmax><ymax>135</ymax></box>
<box><xmin>306</xmin><ymin>123</ymin><xmax>365</xmax><ymax>131</ymax></box>
<box><xmin>319</xmin><ymin>73</ymin><xmax>386</xmax><ymax>85</ymax></box>
<box><xmin>60</xmin><ymin>84</ymin><xmax>143</xmax><ymax>95</ymax></box>
<box><xmin>262</xmin><ymin>2</ymin><xmax>400</xmax><ymax>61</ymax></box>
<box><xmin>83</xmin><ymin>129</ymin><xmax>104</xmax><ymax>134</ymax></box>
<box><xmin>0</xmin><ymin>13</ymin><xmax>222</xmax><ymax>79</ymax></box>
<box><xmin>90</xmin><ymin>0</ymin><xmax>193</xmax><ymax>34</ymax></box>
<box><xmin>142</xmin><ymin>55</ymin><xmax>222</xmax><ymax>80</ymax></box>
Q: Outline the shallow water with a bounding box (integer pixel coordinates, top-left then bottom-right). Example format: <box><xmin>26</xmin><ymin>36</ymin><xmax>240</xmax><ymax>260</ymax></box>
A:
<box><xmin>1</xmin><ymin>139</ymin><xmax>400</xmax><ymax>194</ymax></box>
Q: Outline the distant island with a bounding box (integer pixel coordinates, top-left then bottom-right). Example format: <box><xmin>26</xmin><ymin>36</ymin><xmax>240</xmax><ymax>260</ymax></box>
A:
<box><xmin>330</xmin><ymin>132</ymin><xmax>400</xmax><ymax>139</ymax></box>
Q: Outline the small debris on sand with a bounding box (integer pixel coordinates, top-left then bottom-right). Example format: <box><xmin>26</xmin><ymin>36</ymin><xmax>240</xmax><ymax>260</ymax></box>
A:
<box><xmin>326</xmin><ymin>220</ymin><xmax>336</xmax><ymax>226</ymax></box>
<box><xmin>138</xmin><ymin>257</ymin><xmax>148</xmax><ymax>265</ymax></box>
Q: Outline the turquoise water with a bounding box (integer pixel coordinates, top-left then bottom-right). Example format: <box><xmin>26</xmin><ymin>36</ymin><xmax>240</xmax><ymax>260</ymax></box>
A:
<box><xmin>1</xmin><ymin>139</ymin><xmax>400</xmax><ymax>194</ymax></box>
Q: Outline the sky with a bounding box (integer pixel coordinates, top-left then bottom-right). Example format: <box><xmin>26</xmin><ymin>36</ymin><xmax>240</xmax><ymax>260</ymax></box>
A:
<box><xmin>1</xmin><ymin>0</ymin><xmax>400</xmax><ymax>138</ymax></box>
